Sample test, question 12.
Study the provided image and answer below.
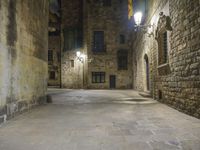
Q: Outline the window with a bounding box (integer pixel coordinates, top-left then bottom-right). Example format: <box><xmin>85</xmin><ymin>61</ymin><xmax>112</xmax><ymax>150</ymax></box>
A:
<box><xmin>93</xmin><ymin>0</ymin><xmax>111</xmax><ymax>6</ymax></box>
<box><xmin>120</xmin><ymin>34</ymin><xmax>125</xmax><ymax>44</ymax></box>
<box><xmin>163</xmin><ymin>32</ymin><xmax>168</xmax><ymax>63</ymax></box>
<box><xmin>63</xmin><ymin>28</ymin><xmax>83</xmax><ymax>51</ymax></box>
<box><xmin>118</xmin><ymin>50</ymin><xmax>128</xmax><ymax>70</ymax></box>
<box><xmin>70</xmin><ymin>60</ymin><xmax>74</xmax><ymax>68</ymax></box>
<box><xmin>158</xmin><ymin>31</ymin><xmax>168</xmax><ymax>65</ymax></box>
<box><xmin>92</xmin><ymin>72</ymin><xmax>105</xmax><ymax>83</ymax></box>
<box><xmin>57</xmin><ymin>52</ymin><xmax>60</xmax><ymax>62</ymax></box>
<box><xmin>94</xmin><ymin>0</ymin><xmax>101</xmax><ymax>3</ymax></box>
<box><xmin>93</xmin><ymin>31</ymin><xmax>105</xmax><ymax>52</ymax></box>
<box><xmin>48</xmin><ymin>50</ymin><xmax>53</xmax><ymax>61</ymax></box>
<box><xmin>103</xmin><ymin>0</ymin><xmax>111</xmax><ymax>6</ymax></box>
<box><xmin>49</xmin><ymin>71</ymin><xmax>56</xmax><ymax>80</ymax></box>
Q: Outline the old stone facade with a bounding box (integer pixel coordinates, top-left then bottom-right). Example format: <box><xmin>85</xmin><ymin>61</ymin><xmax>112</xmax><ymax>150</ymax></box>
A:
<box><xmin>133</xmin><ymin>0</ymin><xmax>200</xmax><ymax>118</ymax></box>
<box><xmin>48</xmin><ymin>35</ymin><xmax>61</xmax><ymax>86</ymax></box>
<box><xmin>0</xmin><ymin>0</ymin><xmax>49</xmax><ymax>123</ymax></box>
<box><xmin>61</xmin><ymin>0</ymin><xmax>84</xmax><ymax>89</ymax></box>
<box><xmin>48</xmin><ymin>10</ymin><xmax>61</xmax><ymax>87</ymax></box>
<box><xmin>61</xmin><ymin>0</ymin><xmax>133</xmax><ymax>89</ymax></box>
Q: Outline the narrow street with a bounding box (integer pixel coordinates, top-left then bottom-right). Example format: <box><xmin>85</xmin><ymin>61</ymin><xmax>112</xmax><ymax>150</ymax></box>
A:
<box><xmin>0</xmin><ymin>89</ymin><xmax>200</xmax><ymax>150</ymax></box>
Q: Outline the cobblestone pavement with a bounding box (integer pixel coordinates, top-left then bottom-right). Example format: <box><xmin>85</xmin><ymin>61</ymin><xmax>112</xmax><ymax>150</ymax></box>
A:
<box><xmin>0</xmin><ymin>89</ymin><xmax>200</xmax><ymax>150</ymax></box>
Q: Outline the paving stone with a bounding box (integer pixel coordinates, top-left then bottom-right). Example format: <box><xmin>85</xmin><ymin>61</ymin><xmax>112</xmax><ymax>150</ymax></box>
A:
<box><xmin>150</xmin><ymin>141</ymin><xmax>181</xmax><ymax>150</ymax></box>
<box><xmin>0</xmin><ymin>89</ymin><xmax>199</xmax><ymax>150</ymax></box>
<box><xmin>181</xmin><ymin>140</ymin><xmax>200</xmax><ymax>150</ymax></box>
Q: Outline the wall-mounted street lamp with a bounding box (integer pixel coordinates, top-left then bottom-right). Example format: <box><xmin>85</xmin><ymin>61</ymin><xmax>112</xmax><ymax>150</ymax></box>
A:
<box><xmin>134</xmin><ymin>12</ymin><xmax>155</xmax><ymax>37</ymax></box>
<box><xmin>134</xmin><ymin>12</ymin><xmax>143</xmax><ymax>26</ymax></box>
<box><xmin>76</xmin><ymin>51</ymin><xmax>85</xmax><ymax>63</ymax></box>
<box><xmin>76</xmin><ymin>51</ymin><xmax>86</xmax><ymax>88</ymax></box>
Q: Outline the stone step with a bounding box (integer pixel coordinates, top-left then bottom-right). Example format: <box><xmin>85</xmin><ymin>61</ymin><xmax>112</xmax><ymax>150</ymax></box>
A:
<box><xmin>139</xmin><ymin>91</ymin><xmax>152</xmax><ymax>98</ymax></box>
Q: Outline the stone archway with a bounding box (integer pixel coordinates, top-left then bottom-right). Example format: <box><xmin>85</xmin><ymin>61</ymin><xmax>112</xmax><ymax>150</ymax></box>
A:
<box><xmin>144</xmin><ymin>54</ymin><xmax>150</xmax><ymax>91</ymax></box>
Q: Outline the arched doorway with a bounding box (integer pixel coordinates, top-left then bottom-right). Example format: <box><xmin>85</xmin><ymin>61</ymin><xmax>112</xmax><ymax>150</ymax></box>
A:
<box><xmin>144</xmin><ymin>54</ymin><xmax>150</xmax><ymax>91</ymax></box>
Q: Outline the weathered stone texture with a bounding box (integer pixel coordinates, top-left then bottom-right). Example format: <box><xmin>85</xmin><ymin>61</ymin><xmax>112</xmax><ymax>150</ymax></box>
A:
<box><xmin>0</xmin><ymin>0</ymin><xmax>49</xmax><ymax>121</ymax></box>
<box><xmin>48</xmin><ymin>35</ymin><xmax>61</xmax><ymax>86</ymax></box>
<box><xmin>133</xmin><ymin>0</ymin><xmax>200</xmax><ymax>118</ymax></box>
<box><xmin>86</xmin><ymin>0</ymin><xmax>133</xmax><ymax>89</ymax></box>
<box><xmin>61</xmin><ymin>0</ymin><xmax>133</xmax><ymax>89</ymax></box>
<box><xmin>61</xmin><ymin>0</ymin><xmax>84</xmax><ymax>88</ymax></box>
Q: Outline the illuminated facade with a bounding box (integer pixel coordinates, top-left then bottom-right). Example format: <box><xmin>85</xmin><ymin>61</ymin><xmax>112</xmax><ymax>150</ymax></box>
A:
<box><xmin>59</xmin><ymin>0</ymin><xmax>133</xmax><ymax>89</ymax></box>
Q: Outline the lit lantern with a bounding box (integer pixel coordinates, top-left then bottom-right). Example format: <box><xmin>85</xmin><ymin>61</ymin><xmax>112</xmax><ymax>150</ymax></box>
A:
<box><xmin>134</xmin><ymin>12</ymin><xmax>143</xmax><ymax>26</ymax></box>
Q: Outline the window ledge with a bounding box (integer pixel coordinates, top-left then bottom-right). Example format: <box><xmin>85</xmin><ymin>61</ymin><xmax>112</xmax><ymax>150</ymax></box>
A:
<box><xmin>118</xmin><ymin>69</ymin><xmax>128</xmax><ymax>71</ymax></box>
<box><xmin>157</xmin><ymin>63</ymin><xmax>169</xmax><ymax>69</ymax></box>
<box><xmin>92</xmin><ymin>52</ymin><xmax>107</xmax><ymax>55</ymax></box>
<box><xmin>157</xmin><ymin>63</ymin><xmax>171</xmax><ymax>75</ymax></box>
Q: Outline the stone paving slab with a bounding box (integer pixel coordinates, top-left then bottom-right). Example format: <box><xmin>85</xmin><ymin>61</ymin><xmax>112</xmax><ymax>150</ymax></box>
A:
<box><xmin>0</xmin><ymin>89</ymin><xmax>200</xmax><ymax>150</ymax></box>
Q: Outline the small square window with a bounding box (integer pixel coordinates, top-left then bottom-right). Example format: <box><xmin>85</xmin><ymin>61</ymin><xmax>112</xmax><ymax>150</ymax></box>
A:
<box><xmin>49</xmin><ymin>71</ymin><xmax>56</xmax><ymax>80</ymax></box>
<box><xmin>120</xmin><ymin>34</ymin><xmax>125</xmax><ymax>44</ymax></box>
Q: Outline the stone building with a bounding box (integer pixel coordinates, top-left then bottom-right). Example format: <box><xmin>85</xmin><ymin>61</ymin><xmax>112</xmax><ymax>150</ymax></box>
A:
<box><xmin>60</xmin><ymin>0</ymin><xmax>133</xmax><ymax>89</ymax></box>
<box><xmin>132</xmin><ymin>0</ymin><xmax>200</xmax><ymax>118</ymax></box>
<box><xmin>0</xmin><ymin>0</ymin><xmax>49</xmax><ymax>122</ymax></box>
<box><xmin>48</xmin><ymin>1</ymin><xmax>61</xmax><ymax>87</ymax></box>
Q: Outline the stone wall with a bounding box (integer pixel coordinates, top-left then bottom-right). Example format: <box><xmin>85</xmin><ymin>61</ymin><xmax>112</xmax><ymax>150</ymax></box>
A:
<box><xmin>48</xmin><ymin>35</ymin><xmax>61</xmax><ymax>86</ymax></box>
<box><xmin>0</xmin><ymin>0</ymin><xmax>49</xmax><ymax>122</ymax></box>
<box><xmin>133</xmin><ymin>0</ymin><xmax>200</xmax><ymax>118</ymax></box>
<box><xmin>61</xmin><ymin>0</ymin><xmax>84</xmax><ymax>88</ymax></box>
<box><xmin>61</xmin><ymin>0</ymin><xmax>133</xmax><ymax>89</ymax></box>
<box><xmin>86</xmin><ymin>0</ymin><xmax>133</xmax><ymax>89</ymax></box>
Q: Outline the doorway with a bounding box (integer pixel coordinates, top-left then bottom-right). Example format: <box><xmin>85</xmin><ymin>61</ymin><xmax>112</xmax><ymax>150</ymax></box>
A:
<box><xmin>110</xmin><ymin>75</ymin><xmax>116</xmax><ymax>89</ymax></box>
<box><xmin>144</xmin><ymin>54</ymin><xmax>150</xmax><ymax>91</ymax></box>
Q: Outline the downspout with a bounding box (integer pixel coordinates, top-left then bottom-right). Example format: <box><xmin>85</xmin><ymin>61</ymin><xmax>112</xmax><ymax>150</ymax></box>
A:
<box><xmin>59</xmin><ymin>0</ymin><xmax>62</xmax><ymax>88</ymax></box>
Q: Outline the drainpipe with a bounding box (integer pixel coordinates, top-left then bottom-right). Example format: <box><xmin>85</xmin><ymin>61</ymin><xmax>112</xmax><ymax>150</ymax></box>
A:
<box><xmin>59</xmin><ymin>0</ymin><xmax>62</xmax><ymax>88</ymax></box>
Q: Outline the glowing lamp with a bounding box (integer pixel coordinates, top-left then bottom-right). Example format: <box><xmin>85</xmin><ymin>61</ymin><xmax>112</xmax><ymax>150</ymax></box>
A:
<box><xmin>76</xmin><ymin>51</ymin><xmax>81</xmax><ymax>57</ymax></box>
<box><xmin>134</xmin><ymin>12</ymin><xmax>143</xmax><ymax>26</ymax></box>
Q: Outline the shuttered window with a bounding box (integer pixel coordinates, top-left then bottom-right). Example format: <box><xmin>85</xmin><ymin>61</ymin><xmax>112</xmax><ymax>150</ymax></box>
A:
<box><xmin>118</xmin><ymin>50</ymin><xmax>128</xmax><ymax>70</ymax></box>
<box><xmin>63</xmin><ymin>28</ymin><xmax>83</xmax><ymax>51</ymax></box>
<box><xmin>163</xmin><ymin>32</ymin><xmax>168</xmax><ymax>64</ymax></box>
<box><xmin>93</xmin><ymin>31</ymin><xmax>105</xmax><ymax>52</ymax></box>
